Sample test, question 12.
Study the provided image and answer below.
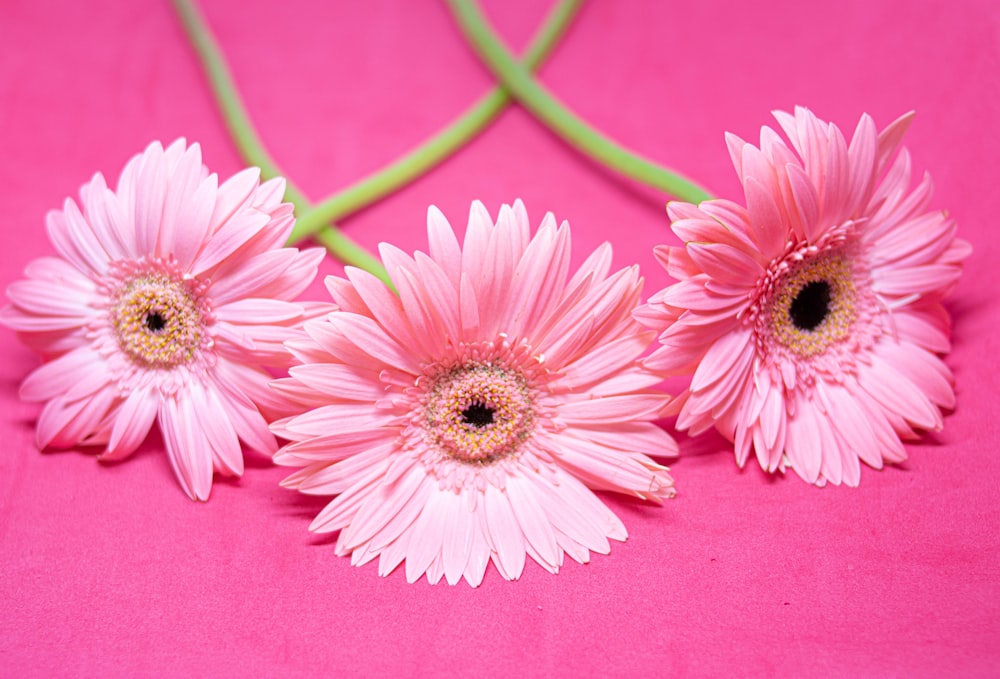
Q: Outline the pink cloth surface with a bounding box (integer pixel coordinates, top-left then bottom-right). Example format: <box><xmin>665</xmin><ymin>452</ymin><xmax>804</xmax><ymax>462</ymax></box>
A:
<box><xmin>1</xmin><ymin>0</ymin><xmax>998</xmax><ymax>676</ymax></box>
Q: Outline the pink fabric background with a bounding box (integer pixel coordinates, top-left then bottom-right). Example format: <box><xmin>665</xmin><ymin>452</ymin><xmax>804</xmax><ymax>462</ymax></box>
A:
<box><xmin>2</xmin><ymin>0</ymin><xmax>998</xmax><ymax>676</ymax></box>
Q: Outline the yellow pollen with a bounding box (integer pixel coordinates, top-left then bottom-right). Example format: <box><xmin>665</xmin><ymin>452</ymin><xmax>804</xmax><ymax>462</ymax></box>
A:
<box><xmin>111</xmin><ymin>274</ymin><xmax>204</xmax><ymax>367</ymax></box>
<box><xmin>768</xmin><ymin>254</ymin><xmax>856</xmax><ymax>357</ymax></box>
<box><xmin>425</xmin><ymin>363</ymin><xmax>534</xmax><ymax>464</ymax></box>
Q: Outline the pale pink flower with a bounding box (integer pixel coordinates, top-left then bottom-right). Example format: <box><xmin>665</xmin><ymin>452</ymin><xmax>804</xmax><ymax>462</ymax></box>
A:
<box><xmin>637</xmin><ymin>107</ymin><xmax>969</xmax><ymax>486</ymax></box>
<box><xmin>272</xmin><ymin>200</ymin><xmax>676</xmax><ymax>586</ymax></box>
<box><xmin>2</xmin><ymin>140</ymin><xmax>324</xmax><ymax>500</ymax></box>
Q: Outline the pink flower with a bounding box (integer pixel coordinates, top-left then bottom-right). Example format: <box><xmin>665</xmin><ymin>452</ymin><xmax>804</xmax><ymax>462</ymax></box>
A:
<box><xmin>272</xmin><ymin>200</ymin><xmax>676</xmax><ymax>586</ymax></box>
<box><xmin>638</xmin><ymin>108</ymin><xmax>969</xmax><ymax>486</ymax></box>
<box><xmin>2</xmin><ymin>140</ymin><xmax>324</xmax><ymax>500</ymax></box>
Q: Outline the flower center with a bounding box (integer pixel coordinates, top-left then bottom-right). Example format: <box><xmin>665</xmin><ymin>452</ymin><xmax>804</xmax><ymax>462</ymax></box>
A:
<box><xmin>110</xmin><ymin>272</ymin><xmax>206</xmax><ymax>368</ymax></box>
<box><xmin>767</xmin><ymin>253</ymin><xmax>856</xmax><ymax>357</ymax></box>
<box><xmin>425</xmin><ymin>363</ymin><xmax>535</xmax><ymax>464</ymax></box>
<box><xmin>461</xmin><ymin>401</ymin><xmax>495</xmax><ymax>427</ymax></box>
<box><xmin>144</xmin><ymin>311</ymin><xmax>167</xmax><ymax>333</ymax></box>
<box><xmin>788</xmin><ymin>280</ymin><xmax>831</xmax><ymax>331</ymax></box>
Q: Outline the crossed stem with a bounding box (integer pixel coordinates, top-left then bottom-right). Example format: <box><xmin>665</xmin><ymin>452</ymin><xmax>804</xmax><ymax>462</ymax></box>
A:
<box><xmin>172</xmin><ymin>0</ymin><xmax>582</xmax><ymax>283</ymax></box>
<box><xmin>171</xmin><ymin>0</ymin><xmax>387</xmax><ymax>280</ymax></box>
<box><xmin>172</xmin><ymin>0</ymin><xmax>712</xmax><ymax>282</ymax></box>
<box><xmin>445</xmin><ymin>0</ymin><xmax>712</xmax><ymax>204</ymax></box>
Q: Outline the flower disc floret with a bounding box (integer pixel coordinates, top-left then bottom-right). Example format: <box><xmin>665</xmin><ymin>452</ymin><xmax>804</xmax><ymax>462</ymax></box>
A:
<box><xmin>107</xmin><ymin>260</ymin><xmax>212</xmax><ymax>368</ymax></box>
<box><xmin>424</xmin><ymin>362</ymin><xmax>535</xmax><ymax>464</ymax></box>
<box><xmin>761</xmin><ymin>250</ymin><xmax>857</xmax><ymax>358</ymax></box>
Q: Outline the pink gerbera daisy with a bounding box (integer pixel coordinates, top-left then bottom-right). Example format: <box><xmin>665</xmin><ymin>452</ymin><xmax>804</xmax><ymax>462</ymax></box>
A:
<box><xmin>638</xmin><ymin>107</ymin><xmax>969</xmax><ymax>486</ymax></box>
<box><xmin>2</xmin><ymin>139</ymin><xmax>324</xmax><ymax>500</ymax></box>
<box><xmin>271</xmin><ymin>200</ymin><xmax>676</xmax><ymax>586</ymax></box>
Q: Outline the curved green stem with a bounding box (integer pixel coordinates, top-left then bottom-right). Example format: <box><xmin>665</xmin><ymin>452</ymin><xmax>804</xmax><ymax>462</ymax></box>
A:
<box><xmin>290</xmin><ymin>0</ymin><xmax>584</xmax><ymax>243</ymax></box>
<box><xmin>445</xmin><ymin>0</ymin><xmax>713</xmax><ymax>204</ymax></box>
<box><xmin>170</xmin><ymin>0</ymin><xmax>390</xmax><ymax>283</ymax></box>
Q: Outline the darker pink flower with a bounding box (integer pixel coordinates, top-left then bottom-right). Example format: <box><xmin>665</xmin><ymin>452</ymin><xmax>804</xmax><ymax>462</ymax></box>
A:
<box><xmin>272</xmin><ymin>200</ymin><xmax>676</xmax><ymax>586</ymax></box>
<box><xmin>638</xmin><ymin>108</ymin><xmax>969</xmax><ymax>486</ymax></box>
<box><xmin>2</xmin><ymin>140</ymin><xmax>324</xmax><ymax>500</ymax></box>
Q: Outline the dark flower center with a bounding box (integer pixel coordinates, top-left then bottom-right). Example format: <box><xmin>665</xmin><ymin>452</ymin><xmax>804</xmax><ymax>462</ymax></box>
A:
<box><xmin>144</xmin><ymin>311</ymin><xmax>167</xmax><ymax>333</ymax></box>
<box><xmin>461</xmin><ymin>402</ymin><xmax>495</xmax><ymax>428</ymax></box>
<box><xmin>425</xmin><ymin>363</ymin><xmax>535</xmax><ymax>464</ymax></box>
<box><xmin>789</xmin><ymin>280</ymin><xmax>831</xmax><ymax>331</ymax></box>
<box><xmin>110</xmin><ymin>273</ymin><xmax>206</xmax><ymax>368</ymax></box>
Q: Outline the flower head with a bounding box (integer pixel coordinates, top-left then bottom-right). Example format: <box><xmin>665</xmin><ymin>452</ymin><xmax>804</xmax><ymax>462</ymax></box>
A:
<box><xmin>272</xmin><ymin>200</ymin><xmax>676</xmax><ymax>586</ymax></box>
<box><xmin>2</xmin><ymin>140</ymin><xmax>324</xmax><ymax>500</ymax></box>
<box><xmin>638</xmin><ymin>107</ymin><xmax>969</xmax><ymax>486</ymax></box>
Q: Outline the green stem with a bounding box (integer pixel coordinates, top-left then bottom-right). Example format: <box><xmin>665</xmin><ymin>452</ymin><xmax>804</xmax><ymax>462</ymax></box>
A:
<box><xmin>445</xmin><ymin>0</ymin><xmax>713</xmax><ymax>204</ymax></box>
<box><xmin>290</xmin><ymin>0</ymin><xmax>584</xmax><ymax>243</ymax></box>
<box><xmin>170</xmin><ymin>0</ymin><xmax>390</xmax><ymax>283</ymax></box>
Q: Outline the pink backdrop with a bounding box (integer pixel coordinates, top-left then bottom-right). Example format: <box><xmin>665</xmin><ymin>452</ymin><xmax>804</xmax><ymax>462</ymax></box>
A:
<box><xmin>2</xmin><ymin>0</ymin><xmax>998</xmax><ymax>676</ymax></box>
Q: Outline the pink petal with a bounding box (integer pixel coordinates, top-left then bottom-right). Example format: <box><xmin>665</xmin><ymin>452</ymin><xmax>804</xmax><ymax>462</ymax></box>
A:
<box><xmin>5</xmin><ymin>279</ymin><xmax>95</xmax><ymax>326</ymax></box>
<box><xmin>339</xmin><ymin>463</ymin><xmax>429</xmax><ymax>552</ymax></box>
<box><xmin>568</xmin><ymin>241</ymin><xmax>613</xmax><ymax>290</ymax></box>
<box><xmin>192</xmin><ymin>382</ymin><xmax>244</xmax><ymax>477</ymax></box>
<box><xmin>326</xmin><ymin>311</ymin><xmax>420</xmax><ymax>375</ymax></box>
<box><xmin>19</xmin><ymin>347</ymin><xmax>104</xmax><ymax>402</ymax></box>
<box><xmin>484</xmin><ymin>484</ymin><xmax>526</xmax><ymax>581</ymax></box>
<box><xmin>690</xmin><ymin>327</ymin><xmax>755</xmax><ymax>393</ymax></box>
<box><xmin>779</xmin><ymin>162</ymin><xmax>818</xmax><ymax>242</ymax></box>
<box><xmin>875</xmin><ymin>111</ymin><xmax>915</xmax><ymax>176</ymax></box>
<box><xmin>506</xmin><ymin>475</ymin><xmax>561</xmax><ymax>571</ymax></box>
<box><xmin>215</xmin><ymin>298</ymin><xmax>303</xmax><ymax>324</ymax></box>
<box><xmin>458</xmin><ymin>272</ymin><xmax>481</xmax><ymax>340</ymax></box>
<box><xmin>103</xmin><ymin>386</ymin><xmax>159</xmax><ymax>462</ymax></box>
<box><xmin>156</xmin><ymin>144</ymin><xmax>210</xmax><ymax>265</ymax></box>
<box><xmin>210</xmin><ymin>167</ymin><xmax>262</xmax><ymax>230</ymax></box>
<box><xmin>501</xmin><ymin>219</ymin><xmax>571</xmax><ymax>338</ymax></box>
<box><xmin>271</xmin><ymin>403</ymin><xmax>398</xmax><ymax>440</ymax></box>
<box><xmin>441</xmin><ymin>490</ymin><xmax>476</xmax><ymax>585</ymax></box>
<box><xmin>559</xmin><ymin>392</ymin><xmax>669</xmax><ymax>424</ymax></box>
<box><xmin>874</xmin><ymin>340</ymin><xmax>955</xmax><ymax>410</ymax></box>
<box><xmin>894</xmin><ymin>306</ymin><xmax>952</xmax><ymax>353</ymax></box>
<box><xmin>308</xmin><ymin>463</ymin><xmax>386</xmax><ymax>534</ymax></box>
<box><xmin>132</xmin><ymin>141</ymin><xmax>168</xmax><ymax>256</ymax></box>
<box><xmin>80</xmin><ymin>172</ymin><xmax>129</xmax><ymax>262</ymax></box>
<box><xmin>686</xmin><ymin>242</ymin><xmax>764</xmax><ymax>287</ymax></box>
<box><xmin>293</xmin><ymin>445</ymin><xmax>393</xmax><ymax>496</ymax></box>
<box><xmin>404</xmin><ymin>488</ymin><xmax>450</xmax><ymax>584</ymax></box>
<box><xmin>190</xmin><ymin>210</ymin><xmax>270</xmax><ymax>276</ymax></box>
<box><xmin>413</xmin><ymin>251</ymin><xmax>461</xmax><ymax>343</ymax></box>
<box><xmin>426</xmin><ymin>205</ymin><xmax>462</xmax><ymax>287</ymax></box>
<box><xmin>857</xmin><ymin>356</ymin><xmax>942</xmax><ymax>431</ymax></box>
<box><xmin>554</xmin><ymin>432</ymin><xmax>673</xmax><ymax>501</ymax></box>
<box><xmin>379</xmin><ymin>246</ymin><xmax>445</xmax><ymax>357</ymax></box>
<box><xmin>783</xmin><ymin>397</ymin><xmax>823</xmax><ymax>484</ymax></box>
<box><xmin>463</xmin><ymin>520</ymin><xmax>492</xmax><ymax>587</ymax></box>
<box><xmin>474</xmin><ymin>216</ymin><xmax>518</xmax><ymax>339</ymax></box>
<box><xmin>460</xmin><ymin>200</ymin><xmax>493</xmax><ymax>278</ymax></box>
<box><xmin>366</xmin><ymin>467</ymin><xmax>435</xmax><ymax>553</ymax></box>
<box><xmin>845</xmin><ymin>113</ymin><xmax>877</xmax><ymax>209</ymax></box>
<box><xmin>725</xmin><ymin>131</ymin><xmax>749</xmax><ymax>182</ymax></box>
<box><xmin>160</xmin><ymin>394</ymin><xmax>214</xmax><ymax>501</ymax></box>
<box><xmin>286</xmin><ymin>363</ymin><xmax>386</xmax><ymax>402</ymax></box>
<box><xmin>37</xmin><ymin>386</ymin><xmax>116</xmax><ymax>450</ymax></box>
<box><xmin>820</xmin><ymin>119</ymin><xmax>850</xmax><ymax>223</ymax></box>
<box><xmin>741</xmin><ymin>166</ymin><xmax>789</xmax><ymax>258</ymax></box>
<box><xmin>276</xmin><ymin>429</ymin><xmax>397</xmax><ymax>466</ymax></box>
<box><xmin>525</xmin><ymin>472</ymin><xmax>611</xmax><ymax>555</ymax></box>
<box><xmin>559</xmin><ymin>333</ymin><xmax>654</xmax><ymax>389</ymax></box>
<box><xmin>873</xmin><ymin>265</ymin><xmax>961</xmax><ymax>298</ymax></box>
<box><xmin>652</xmin><ymin>243</ymin><xmax>700</xmax><ymax>280</ymax></box>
